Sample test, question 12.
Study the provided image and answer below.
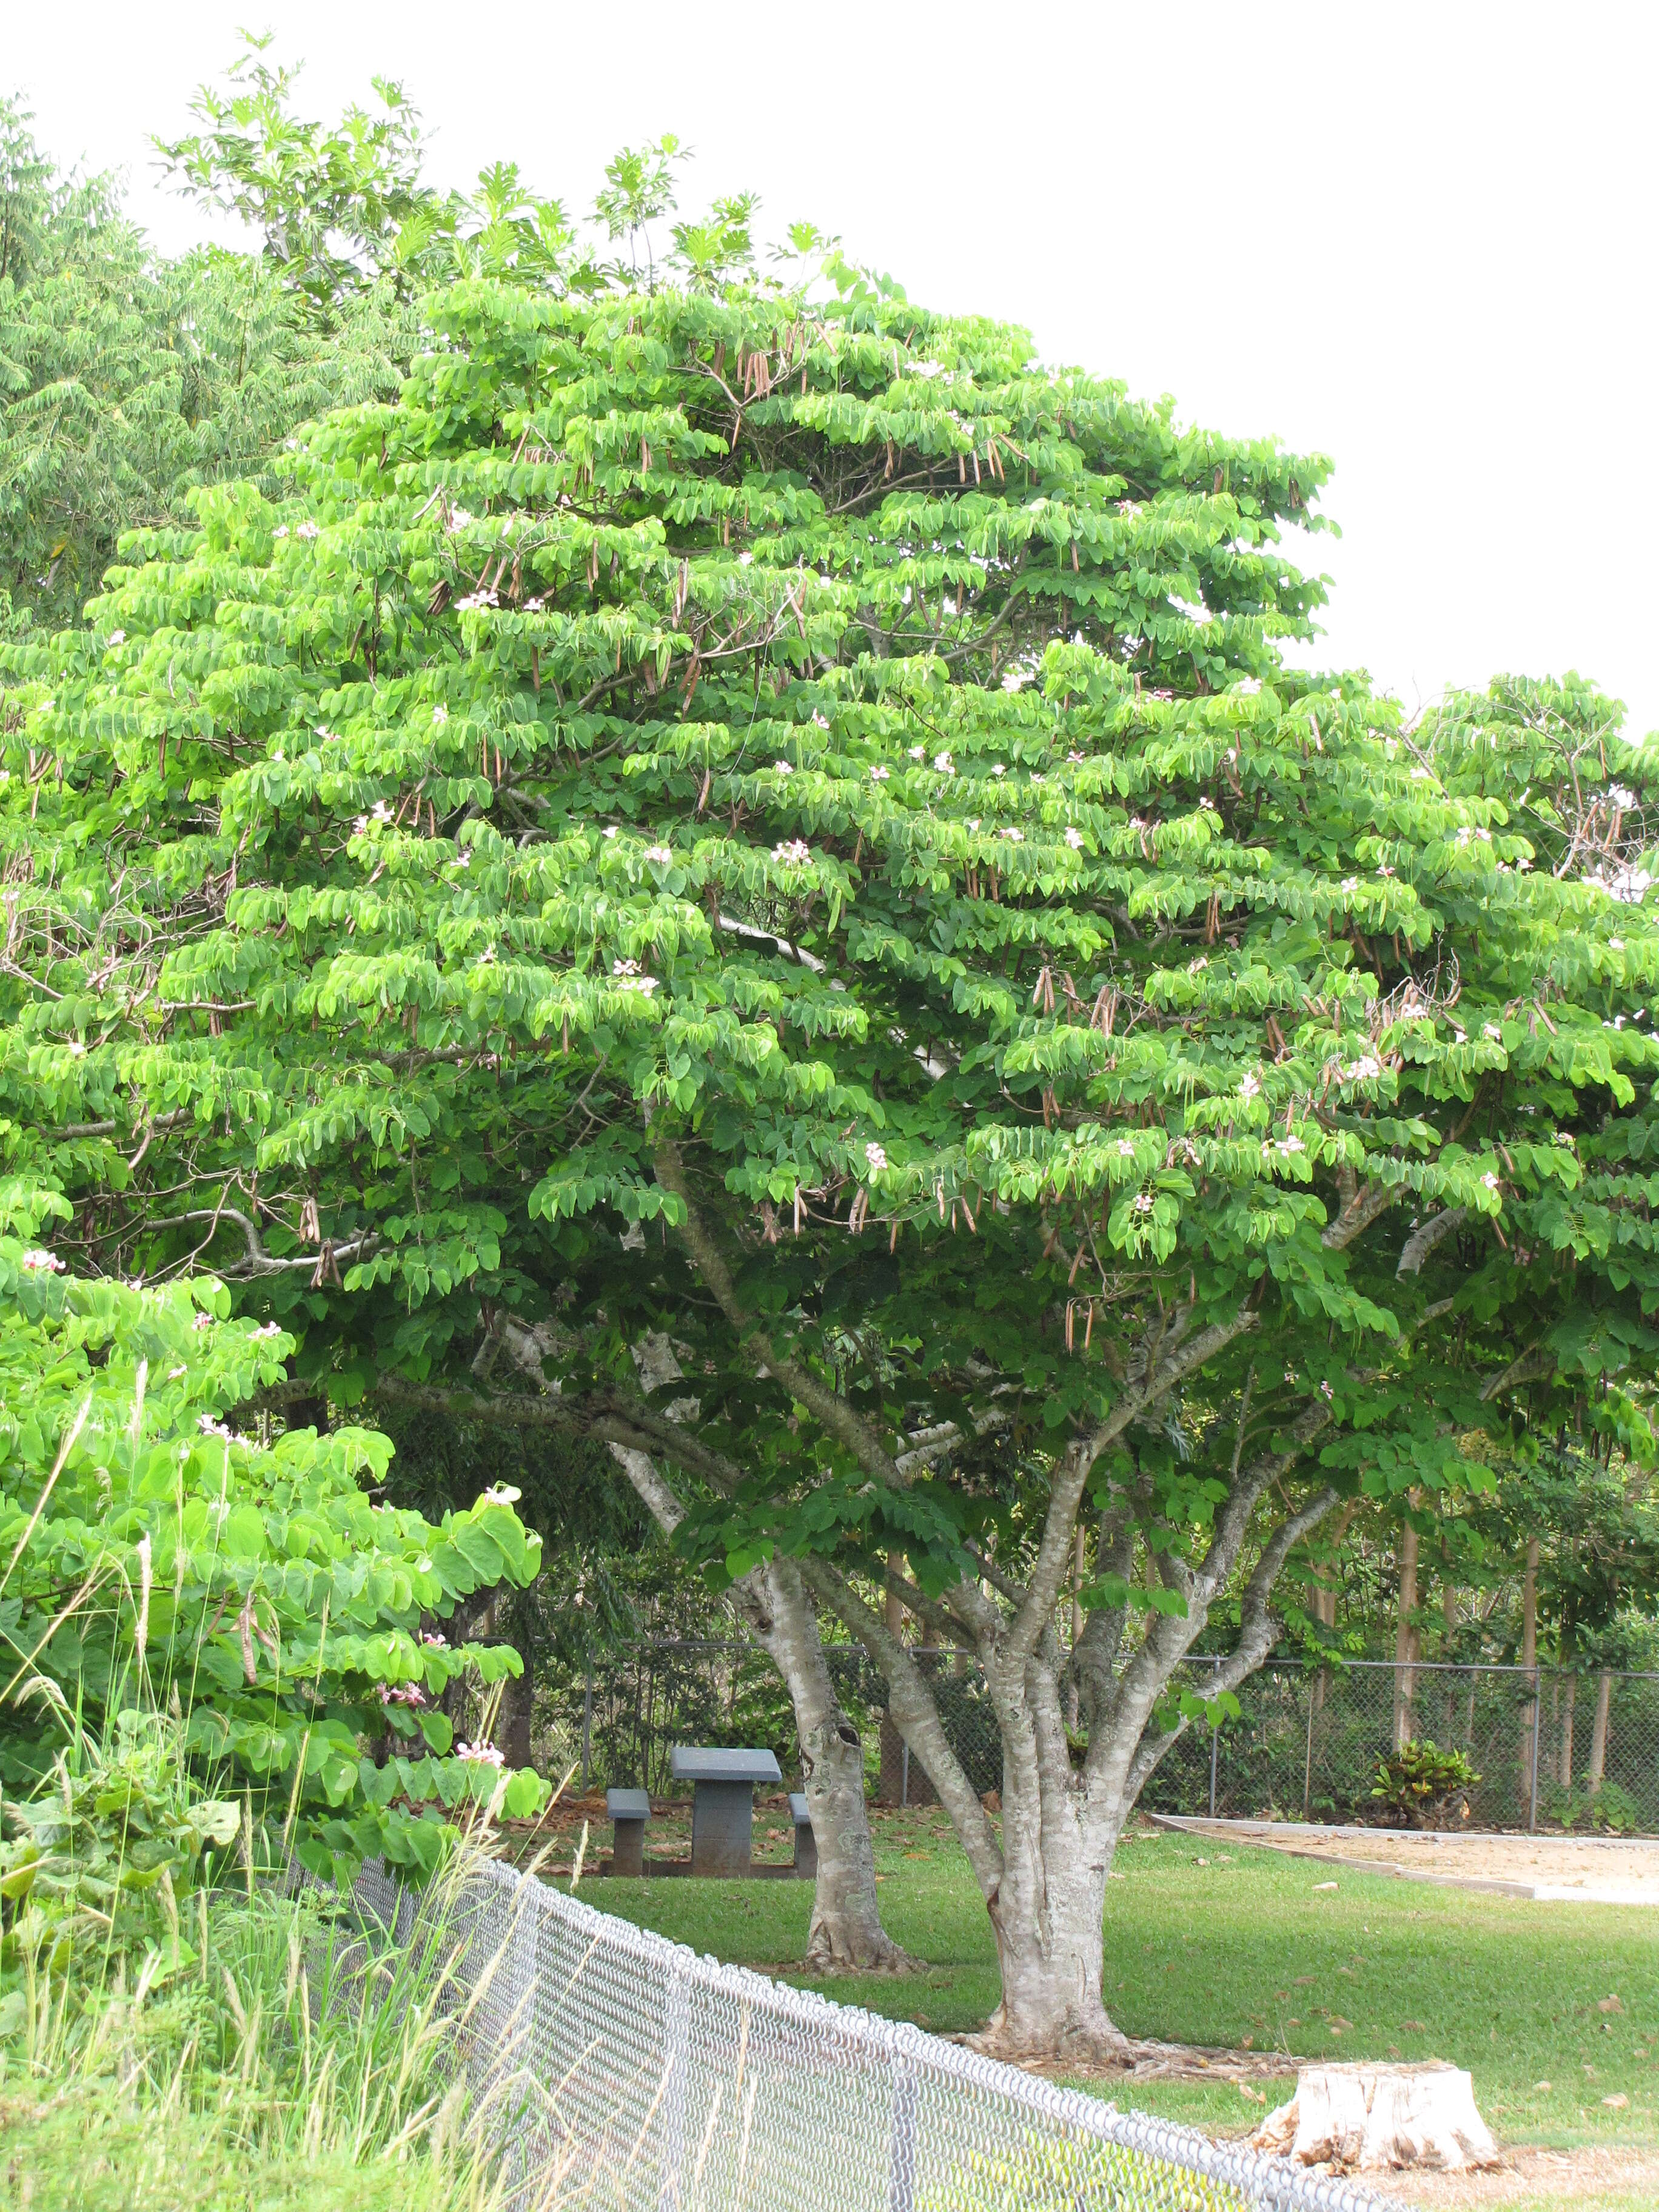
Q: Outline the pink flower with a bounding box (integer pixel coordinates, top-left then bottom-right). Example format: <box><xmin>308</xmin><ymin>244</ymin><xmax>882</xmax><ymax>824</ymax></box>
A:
<box><xmin>20</xmin><ymin>1250</ymin><xmax>63</xmax><ymax>1273</ymax></box>
<box><xmin>456</xmin><ymin>1740</ymin><xmax>506</xmax><ymax>1767</ymax></box>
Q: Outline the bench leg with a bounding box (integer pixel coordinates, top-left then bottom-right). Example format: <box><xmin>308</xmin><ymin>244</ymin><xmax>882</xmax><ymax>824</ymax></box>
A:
<box><xmin>611</xmin><ymin>1817</ymin><xmax>645</xmax><ymax>1878</ymax></box>
<box><xmin>793</xmin><ymin>1828</ymin><xmax>818</xmax><ymax>1880</ymax></box>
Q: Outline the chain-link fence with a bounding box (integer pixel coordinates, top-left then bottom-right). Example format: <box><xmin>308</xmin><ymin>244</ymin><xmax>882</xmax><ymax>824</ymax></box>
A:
<box><xmin>539</xmin><ymin>1643</ymin><xmax>1659</xmax><ymax>1834</ymax></box>
<box><xmin>350</xmin><ymin>1851</ymin><xmax>1386</xmax><ymax>2212</ymax></box>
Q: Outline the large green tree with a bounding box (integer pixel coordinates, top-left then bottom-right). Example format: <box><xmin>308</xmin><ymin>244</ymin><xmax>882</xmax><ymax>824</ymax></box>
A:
<box><xmin>5</xmin><ymin>258</ymin><xmax>1657</xmax><ymax>2056</ymax></box>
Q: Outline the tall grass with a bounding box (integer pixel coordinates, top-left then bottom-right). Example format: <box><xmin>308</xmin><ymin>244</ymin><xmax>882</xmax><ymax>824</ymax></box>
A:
<box><xmin>0</xmin><ymin>1832</ymin><xmax>531</xmax><ymax>2212</ymax></box>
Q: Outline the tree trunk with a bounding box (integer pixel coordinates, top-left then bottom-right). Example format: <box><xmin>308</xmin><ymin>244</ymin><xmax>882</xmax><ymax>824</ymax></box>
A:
<box><xmin>974</xmin><ymin>1654</ymin><xmax>1127</xmax><ymax>2066</ymax></box>
<box><xmin>608</xmin><ymin>1443</ymin><xmax>910</xmax><ymax>1972</ymax></box>
<box><xmin>1588</xmin><ymin>1672</ymin><xmax>1612</xmax><ymax>1794</ymax></box>
<box><xmin>745</xmin><ymin>1554</ymin><xmax>912</xmax><ymax>1973</ymax></box>
<box><xmin>1558</xmin><ymin>1672</ymin><xmax>1577</xmax><ymax>1790</ymax></box>
<box><xmin>1520</xmin><ymin>1535</ymin><xmax>1540</xmax><ymax>1808</ymax></box>
<box><xmin>1393</xmin><ymin>1517</ymin><xmax>1419</xmax><ymax>1751</ymax></box>
<box><xmin>497</xmin><ymin>1654</ymin><xmax>534</xmax><ymax>1771</ymax></box>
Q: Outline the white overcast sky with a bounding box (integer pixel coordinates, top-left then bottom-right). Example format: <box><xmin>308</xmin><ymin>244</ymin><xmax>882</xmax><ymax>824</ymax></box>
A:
<box><xmin>10</xmin><ymin>3</ymin><xmax>1655</xmax><ymax>737</ymax></box>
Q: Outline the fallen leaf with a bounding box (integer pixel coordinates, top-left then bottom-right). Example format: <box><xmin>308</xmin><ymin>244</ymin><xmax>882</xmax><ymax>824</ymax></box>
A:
<box><xmin>1599</xmin><ymin>1995</ymin><xmax>1625</xmax><ymax>2016</ymax></box>
<box><xmin>1603</xmin><ymin>2094</ymin><xmax>1629</xmax><ymax>2110</ymax></box>
<box><xmin>1533</xmin><ymin>2080</ymin><xmax>1552</xmax><ymax>2093</ymax></box>
<box><xmin>1329</xmin><ymin>2016</ymin><xmax>1352</xmax><ymax>2033</ymax></box>
<box><xmin>1401</xmin><ymin>2019</ymin><xmax>1426</xmax><ymax>2033</ymax></box>
<box><xmin>1193</xmin><ymin>1855</ymin><xmax>1209</xmax><ymax>1866</ymax></box>
<box><xmin>1312</xmin><ymin>1880</ymin><xmax>1338</xmax><ymax>1892</ymax></box>
<box><xmin>1241</xmin><ymin>2035</ymin><xmax>1255</xmax><ymax>2050</ymax></box>
<box><xmin>1294</xmin><ymin>1976</ymin><xmax>1316</xmax><ymax>1986</ymax></box>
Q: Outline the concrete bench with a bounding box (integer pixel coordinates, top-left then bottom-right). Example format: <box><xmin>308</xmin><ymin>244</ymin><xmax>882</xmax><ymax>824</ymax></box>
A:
<box><xmin>605</xmin><ymin>1786</ymin><xmax>652</xmax><ymax>1877</ymax></box>
<box><xmin>789</xmin><ymin>1791</ymin><xmax>817</xmax><ymax>1880</ymax></box>
<box><xmin>670</xmin><ymin>1746</ymin><xmax>782</xmax><ymax>1877</ymax></box>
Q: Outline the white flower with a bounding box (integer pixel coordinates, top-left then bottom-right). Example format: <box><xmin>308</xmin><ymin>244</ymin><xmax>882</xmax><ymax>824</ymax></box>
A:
<box><xmin>1116</xmin><ymin>1139</ymin><xmax>1136</xmax><ymax>1158</ymax></box>
<box><xmin>379</xmin><ymin>1681</ymin><xmax>427</xmax><ymax>1708</ymax></box>
<box><xmin>297</xmin><ymin>520</ymin><xmax>320</xmax><ymax>540</ymax></box>
<box><xmin>1377</xmin><ymin>863</ymin><xmax>1396</xmax><ymax>878</ymax></box>
<box><xmin>106</xmin><ymin>629</ymin><xmax>126</xmax><ymax>646</ymax></box>
<box><xmin>1481</xmin><ymin>1171</ymin><xmax>1501</xmax><ymax>1191</ymax></box>
<box><xmin>990</xmin><ymin>763</ymin><xmax>1007</xmax><ymax>778</ymax></box>
<box><xmin>773</xmin><ymin>759</ymin><xmax>794</xmax><ymax>776</ymax></box>
<box><xmin>432</xmin><ymin>705</ymin><xmax>449</xmax><ymax>726</ymax></box>
<box><xmin>1234</xmin><ymin>677</ymin><xmax>1262</xmax><ymax>696</ymax></box>
<box><xmin>907</xmin><ymin>745</ymin><xmax>925</xmax><ymax>761</ymax></box>
<box><xmin>998</xmin><ymin>826</ymin><xmax>1024</xmax><ymax>843</ymax></box>
<box><xmin>1239</xmin><ymin>1071</ymin><xmax>1261</xmax><ymax>1100</ymax></box>
<box><xmin>1410</xmin><ymin>765</ymin><xmax>1433</xmax><ymax>782</ymax></box>
<box><xmin>1067</xmin><ymin>750</ymin><xmax>1087</xmax><ymax>765</ymax></box>
<box><xmin>451</xmin><ymin>850</ymin><xmax>472</xmax><ymax>870</ymax></box>
<box><xmin>811</xmin><ymin>712</ymin><xmax>830</xmax><ymax>729</ymax></box>
<box><xmin>773</xmin><ymin>839</ymin><xmax>813</xmax><ymax>865</ymax></box>
<box><xmin>192</xmin><ymin>1312</ymin><xmax>212</xmax><ymax>1332</ymax></box>
<box><xmin>476</xmin><ymin>943</ymin><xmax>497</xmax><ymax>965</ymax></box>
<box><xmin>612</xmin><ymin>957</ymin><xmax>642</xmax><ymax>976</ymax></box>
<box><xmin>197</xmin><ymin>1415</ymin><xmax>235</xmax><ymax>1441</ymax></box>
<box><xmin>1030</xmin><ymin>774</ymin><xmax>1045</xmax><ymax>785</ymax></box>
<box><xmin>1343</xmin><ymin>1054</ymin><xmax>1382</xmax><ymax>1081</ymax></box>
<box><xmin>480</xmin><ymin>1482</ymin><xmax>521</xmax><ymax>1504</ymax></box>
<box><xmin>864</xmin><ymin>1141</ymin><xmax>888</xmax><ymax>1171</ymax></box>
<box><xmin>446</xmin><ymin>508</ymin><xmax>474</xmax><ymax>534</ymax></box>
<box><xmin>1118</xmin><ymin>500</ymin><xmax>1141</xmax><ymax>518</ymax></box>
<box><xmin>523</xmin><ymin>595</ymin><xmax>545</xmax><ymax>612</ymax></box>
<box><xmin>1341</xmin><ymin>877</ymin><xmax>1359</xmax><ymax>894</ymax></box>
<box><xmin>1484</xmin><ymin>1022</ymin><xmax>1502</xmax><ymax>1040</ymax></box>
<box><xmin>454</xmin><ymin>590</ymin><xmax>498</xmax><ymax>612</ymax></box>
<box><xmin>21</xmin><ymin>1249</ymin><xmax>63</xmax><ymax>1273</ymax></box>
<box><xmin>273</xmin><ymin>525</ymin><xmax>290</xmax><ymax>540</ymax></box>
<box><xmin>1134</xmin><ymin>1191</ymin><xmax>1155</xmax><ymax>1213</ymax></box>
<box><xmin>603</xmin><ymin>826</ymin><xmax>619</xmax><ymax>839</ymax></box>
<box><xmin>869</xmin><ymin>764</ymin><xmax>891</xmax><ymax>782</ymax></box>
<box><xmin>1609</xmin><ymin>938</ymin><xmax>1625</xmax><ymax>951</ymax></box>
<box><xmin>1608</xmin><ymin>784</ymin><xmax>1637</xmax><ymax>809</ymax></box>
<box><xmin>1188</xmin><ymin>956</ymin><xmax>1208</xmax><ymax>974</ymax></box>
<box><xmin>421</xmin><ymin>1630</ymin><xmax>448</xmax><ymax>1647</ymax></box>
<box><xmin>370</xmin><ymin>799</ymin><xmax>392</xmax><ymax>823</ymax></box>
<box><xmin>1278</xmin><ymin>1135</ymin><xmax>1305</xmax><ymax>1155</ymax></box>
<box><xmin>1319</xmin><ymin>1379</ymin><xmax>1334</xmax><ymax>1399</ymax></box>
<box><xmin>1065</xmin><ymin>827</ymin><xmax>1085</xmax><ymax>850</ymax></box>
<box><xmin>1199</xmin><ymin>796</ymin><xmax>1217</xmax><ymax>811</ymax></box>
<box><xmin>1554</xmin><ymin>1131</ymin><xmax>1576</xmax><ymax>1147</ymax></box>
<box><xmin>167</xmin><ymin>1365</ymin><xmax>187</xmax><ymax>1379</ymax></box>
<box><xmin>255</xmin><ymin>1321</ymin><xmax>283</xmax><ymax>1338</ymax></box>
<box><xmin>644</xmin><ymin>843</ymin><xmax>674</xmax><ymax>864</ymax></box>
<box><xmin>933</xmin><ymin>752</ymin><xmax>954</xmax><ymax>774</ymax></box>
<box><xmin>1453</xmin><ymin>1028</ymin><xmax>1467</xmax><ymax>1045</ymax></box>
<box><xmin>66</xmin><ymin>1039</ymin><xmax>85</xmax><ymax>1057</ymax></box>
<box><xmin>1225</xmin><ymin>746</ymin><xmax>1238</xmax><ymax>763</ymax></box>
<box><xmin>455</xmin><ymin>1740</ymin><xmax>506</xmax><ymax>1766</ymax></box>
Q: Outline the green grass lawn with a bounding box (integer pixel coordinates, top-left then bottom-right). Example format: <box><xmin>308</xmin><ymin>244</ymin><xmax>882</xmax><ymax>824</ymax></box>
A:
<box><xmin>583</xmin><ymin>1808</ymin><xmax>1659</xmax><ymax>2156</ymax></box>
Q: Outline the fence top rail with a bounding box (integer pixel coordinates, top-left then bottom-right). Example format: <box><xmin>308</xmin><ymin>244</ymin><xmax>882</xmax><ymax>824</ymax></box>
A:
<box><xmin>604</xmin><ymin>1641</ymin><xmax>1659</xmax><ymax>1684</ymax></box>
<box><xmin>461</xmin><ymin>1854</ymin><xmax>1387</xmax><ymax>2212</ymax></box>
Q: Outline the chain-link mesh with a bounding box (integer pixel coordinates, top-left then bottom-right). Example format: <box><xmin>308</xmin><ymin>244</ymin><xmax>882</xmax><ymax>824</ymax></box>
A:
<box><xmin>545</xmin><ymin>1644</ymin><xmax>1658</xmax><ymax>1832</ymax></box>
<box><xmin>349</xmin><ymin>1854</ymin><xmax>1387</xmax><ymax>2212</ymax></box>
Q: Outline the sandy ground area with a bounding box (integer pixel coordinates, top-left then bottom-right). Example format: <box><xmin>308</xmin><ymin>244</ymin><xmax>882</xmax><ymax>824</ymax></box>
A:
<box><xmin>1156</xmin><ymin>1817</ymin><xmax>1659</xmax><ymax>1903</ymax></box>
<box><xmin>1354</xmin><ymin>2145</ymin><xmax>1659</xmax><ymax>2208</ymax></box>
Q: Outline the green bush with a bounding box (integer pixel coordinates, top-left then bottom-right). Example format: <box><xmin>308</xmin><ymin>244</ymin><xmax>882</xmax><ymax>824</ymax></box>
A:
<box><xmin>0</xmin><ymin>1181</ymin><xmax>550</xmax><ymax>1889</ymax></box>
<box><xmin>1367</xmin><ymin>1738</ymin><xmax>1481</xmax><ymax>1829</ymax></box>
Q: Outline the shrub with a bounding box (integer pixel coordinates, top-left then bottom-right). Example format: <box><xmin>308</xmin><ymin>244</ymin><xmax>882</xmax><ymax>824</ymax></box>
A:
<box><xmin>1367</xmin><ymin>1738</ymin><xmax>1481</xmax><ymax>1829</ymax></box>
<box><xmin>0</xmin><ymin>1182</ymin><xmax>550</xmax><ymax>1888</ymax></box>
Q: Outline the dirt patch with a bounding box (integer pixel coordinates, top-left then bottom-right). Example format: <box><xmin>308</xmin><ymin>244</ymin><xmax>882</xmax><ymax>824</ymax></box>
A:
<box><xmin>985</xmin><ymin>2037</ymin><xmax>1301</xmax><ymax>2086</ymax></box>
<box><xmin>1156</xmin><ymin>1817</ymin><xmax>1659</xmax><ymax>1904</ymax></box>
<box><xmin>1355</xmin><ymin>2144</ymin><xmax>1659</xmax><ymax>2207</ymax></box>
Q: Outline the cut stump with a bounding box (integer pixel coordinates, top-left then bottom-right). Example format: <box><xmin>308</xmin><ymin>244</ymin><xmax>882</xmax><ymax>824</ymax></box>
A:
<box><xmin>1251</xmin><ymin>2062</ymin><xmax>1500</xmax><ymax>2173</ymax></box>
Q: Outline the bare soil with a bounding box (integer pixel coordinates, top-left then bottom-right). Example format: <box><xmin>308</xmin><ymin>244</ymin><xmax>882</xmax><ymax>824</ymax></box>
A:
<box><xmin>1157</xmin><ymin>1817</ymin><xmax>1659</xmax><ymax>1904</ymax></box>
<box><xmin>1356</xmin><ymin>2144</ymin><xmax>1659</xmax><ymax>2208</ymax></box>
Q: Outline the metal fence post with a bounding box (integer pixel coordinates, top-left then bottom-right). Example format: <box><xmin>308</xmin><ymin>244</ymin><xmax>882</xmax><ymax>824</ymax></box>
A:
<box><xmin>656</xmin><ymin>1960</ymin><xmax>689</xmax><ymax>2212</ymax></box>
<box><xmin>1528</xmin><ymin>1671</ymin><xmax>1543</xmax><ymax>1832</ymax></box>
<box><xmin>887</xmin><ymin>2055</ymin><xmax>917</xmax><ymax>2212</ymax></box>
<box><xmin>1302</xmin><ymin>1680</ymin><xmax>1316</xmax><ymax>1823</ymax></box>
<box><xmin>581</xmin><ymin>1651</ymin><xmax>592</xmax><ymax>1794</ymax></box>
<box><xmin>900</xmin><ymin>1741</ymin><xmax>910</xmax><ymax>1808</ymax></box>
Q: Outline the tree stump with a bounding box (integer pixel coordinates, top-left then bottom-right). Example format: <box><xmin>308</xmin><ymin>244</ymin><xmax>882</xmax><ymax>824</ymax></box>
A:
<box><xmin>1252</xmin><ymin>2062</ymin><xmax>1500</xmax><ymax>2172</ymax></box>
